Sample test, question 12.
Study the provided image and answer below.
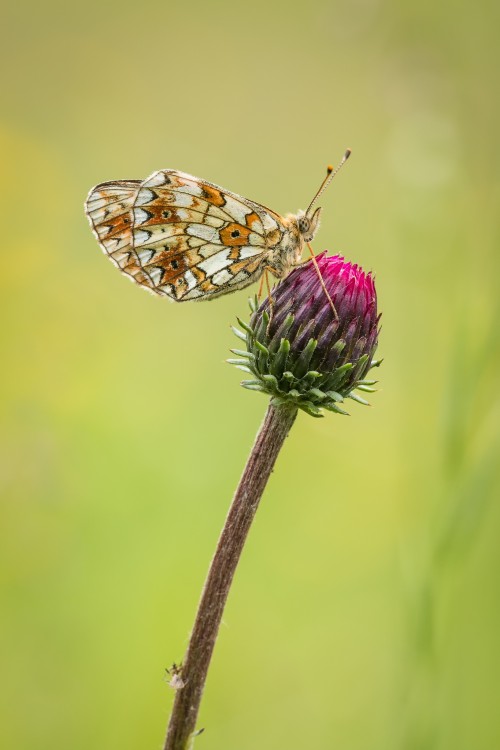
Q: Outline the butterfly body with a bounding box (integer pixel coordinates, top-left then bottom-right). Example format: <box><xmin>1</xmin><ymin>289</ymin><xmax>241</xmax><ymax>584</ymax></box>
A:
<box><xmin>85</xmin><ymin>169</ymin><xmax>319</xmax><ymax>302</ymax></box>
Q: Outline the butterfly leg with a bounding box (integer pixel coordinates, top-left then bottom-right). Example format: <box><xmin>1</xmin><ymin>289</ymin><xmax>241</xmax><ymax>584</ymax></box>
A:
<box><xmin>265</xmin><ymin>269</ymin><xmax>274</xmax><ymax>308</ymax></box>
<box><xmin>257</xmin><ymin>272</ymin><xmax>266</xmax><ymax>300</ymax></box>
<box><xmin>257</xmin><ymin>267</ymin><xmax>278</xmax><ymax>333</ymax></box>
<box><xmin>306</xmin><ymin>243</ymin><xmax>338</xmax><ymax>319</ymax></box>
<box><xmin>258</xmin><ymin>268</ymin><xmax>278</xmax><ymax>309</ymax></box>
<box><xmin>264</xmin><ymin>269</ymin><xmax>277</xmax><ymax>329</ymax></box>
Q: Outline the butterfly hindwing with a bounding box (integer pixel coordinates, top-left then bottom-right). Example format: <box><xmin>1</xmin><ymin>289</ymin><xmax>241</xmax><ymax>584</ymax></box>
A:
<box><xmin>85</xmin><ymin>180</ymin><xmax>156</xmax><ymax>290</ymax></box>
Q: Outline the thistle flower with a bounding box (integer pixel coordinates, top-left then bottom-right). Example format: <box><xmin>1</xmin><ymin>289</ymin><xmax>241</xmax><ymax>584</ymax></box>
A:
<box><xmin>165</xmin><ymin>253</ymin><xmax>382</xmax><ymax>750</ymax></box>
<box><xmin>230</xmin><ymin>253</ymin><xmax>381</xmax><ymax>417</ymax></box>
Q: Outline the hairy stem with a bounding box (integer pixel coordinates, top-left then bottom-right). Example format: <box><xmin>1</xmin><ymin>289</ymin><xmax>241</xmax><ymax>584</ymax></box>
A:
<box><xmin>163</xmin><ymin>402</ymin><xmax>298</xmax><ymax>750</ymax></box>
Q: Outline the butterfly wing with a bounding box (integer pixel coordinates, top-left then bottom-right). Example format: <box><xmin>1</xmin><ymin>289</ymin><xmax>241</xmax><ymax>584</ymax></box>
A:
<box><xmin>85</xmin><ymin>180</ymin><xmax>156</xmax><ymax>290</ymax></box>
<box><xmin>130</xmin><ymin>170</ymin><xmax>287</xmax><ymax>301</ymax></box>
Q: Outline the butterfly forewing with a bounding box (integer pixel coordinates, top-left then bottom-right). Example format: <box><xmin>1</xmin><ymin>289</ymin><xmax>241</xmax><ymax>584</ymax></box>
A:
<box><xmin>127</xmin><ymin>170</ymin><xmax>285</xmax><ymax>300</ymax></box>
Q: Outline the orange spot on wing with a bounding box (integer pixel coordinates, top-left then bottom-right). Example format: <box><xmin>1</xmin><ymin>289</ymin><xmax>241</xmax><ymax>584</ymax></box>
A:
<box><xmin>139</xmin><ymin>206</ymin><xmax>184</xmax><ymax>226</ymax></box>
<box><xmin>145</xmin><ymin>252</ymin><xmax>189</xmax><ymax>284</ymax></box>
<box><xmin>245</xmin><ymin>211</ymin><xmax>260</xmax><ymax>229</ymax></box>
<box><xmin>198</xmin><ymin>279</ymin><xmax>217</xmax><ymax>295</ymax></box>
<box><xmin>229</xmin><ymin>257</ymin><xmax>264</xmax><ymax>276</ymax></box>
<box><xmin>219</xmin><ymin>223</ymin><xmax>252</xmax><ymax>246</ymax></box>
<box><xmin>103</xmin><ymin>212</ymin><xmax>132</xmax><ymax>238</ymax></box>
<box><xmin>201</xmin><ymin>184</ymin><xmax>226</xmax><ymax>207</ymax></box>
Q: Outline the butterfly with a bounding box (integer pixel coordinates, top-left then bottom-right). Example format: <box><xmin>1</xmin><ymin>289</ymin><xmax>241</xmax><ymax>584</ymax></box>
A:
<box><xmin>85</xmin><ymin>151</ymin><xmax>350</xmax><ymax>302</ymax></box>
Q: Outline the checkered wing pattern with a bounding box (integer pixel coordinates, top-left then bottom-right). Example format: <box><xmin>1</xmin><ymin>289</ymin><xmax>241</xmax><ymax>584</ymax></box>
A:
<box><xmin>85</xmin><ymin>170</ymin><xmax>290</xmax><ymax>301</ymax></box>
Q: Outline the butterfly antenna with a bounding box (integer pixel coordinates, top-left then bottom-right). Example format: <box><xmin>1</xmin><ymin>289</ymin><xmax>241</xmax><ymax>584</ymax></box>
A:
<box><xmin>306</xmin><ymin>148</ymin><xmax>351</xmax><ymax>217</ymax></box>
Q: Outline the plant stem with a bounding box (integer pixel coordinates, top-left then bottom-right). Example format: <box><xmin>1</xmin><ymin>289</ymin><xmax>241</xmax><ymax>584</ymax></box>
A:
<box><xmin>163</xmin><ymin>401</ymin><xmax>298</xmax><ymax>750</ymax></box>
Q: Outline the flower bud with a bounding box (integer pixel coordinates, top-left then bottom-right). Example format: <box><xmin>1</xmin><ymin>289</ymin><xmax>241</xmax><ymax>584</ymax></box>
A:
<box><xmin>229</xmin><ymin>253</ymin><xmax>381</xmax><ymax>417</ymax></box>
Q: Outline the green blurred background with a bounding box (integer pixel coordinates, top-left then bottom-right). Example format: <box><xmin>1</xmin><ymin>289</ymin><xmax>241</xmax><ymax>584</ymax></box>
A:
<box><xmin>2</xmin><ymin>1</ymin><xmax>499</xmax><ymax>748</ymax></box>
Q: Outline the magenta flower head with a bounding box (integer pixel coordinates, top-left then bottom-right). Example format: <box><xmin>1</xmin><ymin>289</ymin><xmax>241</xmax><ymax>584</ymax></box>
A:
<box><xmin>230</xmin><ymin>253</ymin><xmax>381</xmax><ymax>417</ymax></box>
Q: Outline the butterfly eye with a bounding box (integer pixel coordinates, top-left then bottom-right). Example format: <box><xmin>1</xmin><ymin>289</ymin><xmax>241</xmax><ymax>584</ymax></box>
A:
<box><xmin>298</xmin><ymin>216</ymin><xmax>310</xmax><ymax>234</ymax></box>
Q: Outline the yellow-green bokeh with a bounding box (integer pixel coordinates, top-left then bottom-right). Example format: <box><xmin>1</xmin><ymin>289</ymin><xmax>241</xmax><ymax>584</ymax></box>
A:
<box><xmin>2</xmin><ymin>1</ymin><xmax>499</xmax><ymax>748</ymax></box>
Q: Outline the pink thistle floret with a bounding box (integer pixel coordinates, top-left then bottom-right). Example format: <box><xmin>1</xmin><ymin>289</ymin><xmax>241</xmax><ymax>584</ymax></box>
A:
<box><xmin>265</xmin><ymin>253</ymin><xmax>379</xmax><ymax>372</ymax></box>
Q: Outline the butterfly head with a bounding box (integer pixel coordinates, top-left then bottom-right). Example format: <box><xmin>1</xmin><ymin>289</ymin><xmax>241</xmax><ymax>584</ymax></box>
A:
<box><xmin>297</xmin><ymin>208</ymin><xmax>322</xmax><ymax>242</ymax></box>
